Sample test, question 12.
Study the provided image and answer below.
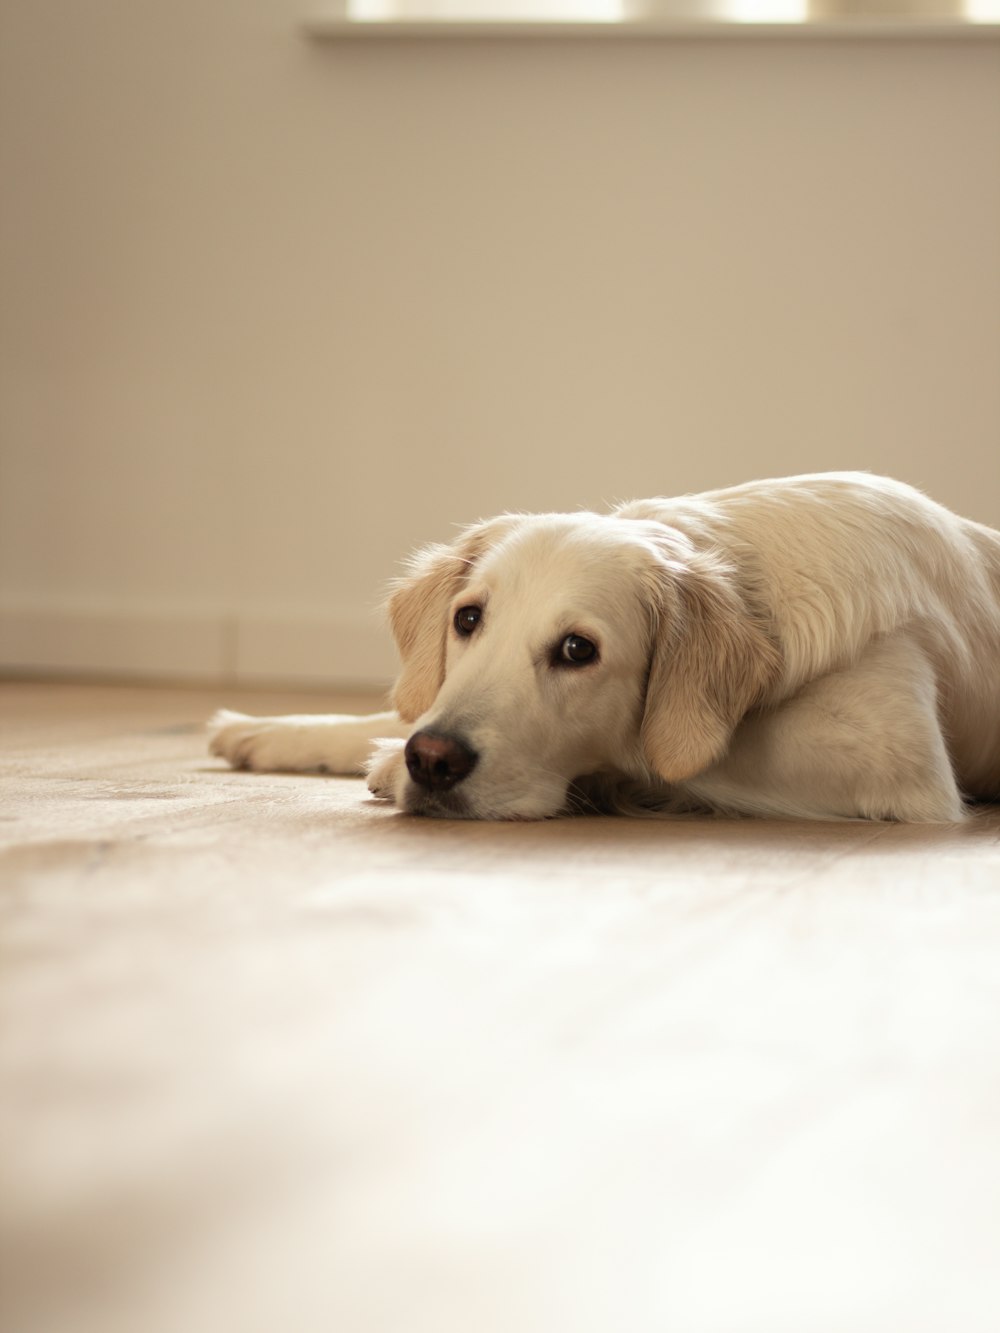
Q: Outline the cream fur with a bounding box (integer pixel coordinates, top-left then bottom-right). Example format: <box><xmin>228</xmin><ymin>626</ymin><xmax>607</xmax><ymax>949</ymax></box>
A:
<box><xmin>209</xmin><ymin>473</ymin><xmax>1000</xmax><ymax>823</ymax></box>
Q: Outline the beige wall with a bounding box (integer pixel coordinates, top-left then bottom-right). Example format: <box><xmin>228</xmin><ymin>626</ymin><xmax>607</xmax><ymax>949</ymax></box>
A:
<box><xmin>2</xmin><ymin>2</ymin><xmax>999</xmax><ymax>685</ymax></box>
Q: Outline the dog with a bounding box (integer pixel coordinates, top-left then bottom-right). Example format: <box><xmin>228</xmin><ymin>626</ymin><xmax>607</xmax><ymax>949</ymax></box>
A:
<box><xmin>209</xmin><ymin>472</ymin><xmax>1000</xmax><ymax>823</ymax></box>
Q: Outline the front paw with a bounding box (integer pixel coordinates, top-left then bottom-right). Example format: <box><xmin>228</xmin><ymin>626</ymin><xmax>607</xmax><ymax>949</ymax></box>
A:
<box><xmin>207</xmin><ymin>710</ymin><xmax>325</xmax><ymax>774</ymax></box>
<box><xmin>365</xmin><ymin>739</ymin><xmax>406</xmax><ymax>803</ymax></box>
<box><xmin>207</xmin><ymin>710</ymin><xmax>276</xmax><ymax>771</ymax></box>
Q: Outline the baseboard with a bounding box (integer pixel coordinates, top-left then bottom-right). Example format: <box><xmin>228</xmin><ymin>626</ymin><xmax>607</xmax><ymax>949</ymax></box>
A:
<box><xmin>0</xmin><ymin>604</ymin><xmax>397</xmax><ymax>689</ymax></box>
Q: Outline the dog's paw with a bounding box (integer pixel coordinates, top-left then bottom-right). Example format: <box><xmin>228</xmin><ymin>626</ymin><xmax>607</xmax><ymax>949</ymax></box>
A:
<box><xmin>207</xmin><ymin>711</ymin><xmax>328</xmax><ymax>774</ymax></box>
<box><xmin>207</xmin><ymin>710</ymin><xmax>250</xmax><ymax>763</ymax></box>
<box><xmin>365</xmin><ymin>738</ymin><xmax>406</xmax><ymax>803</ymax></box>
<box><xmin>208</xmin><ymin>710</ymin><xmax>274</xmax><ymax>771</ymax></box>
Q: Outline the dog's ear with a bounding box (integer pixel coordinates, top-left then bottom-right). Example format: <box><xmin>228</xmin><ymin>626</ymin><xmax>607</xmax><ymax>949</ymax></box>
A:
<box><xmin>387</xmin><ymin>517</ymin><xmax>518</xmax><ymax>723</ymax></box>
<box><xmin>641</xmin><ymin>549</ymin><xmax>781</xmax><ymax>782</ymax></box>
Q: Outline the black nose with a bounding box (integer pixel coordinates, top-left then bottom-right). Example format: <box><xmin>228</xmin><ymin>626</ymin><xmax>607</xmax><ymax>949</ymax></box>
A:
<box><xmin>405</xmin><ymin>729</ymin><xmax>478</xmax><ymax>791</ymax></box>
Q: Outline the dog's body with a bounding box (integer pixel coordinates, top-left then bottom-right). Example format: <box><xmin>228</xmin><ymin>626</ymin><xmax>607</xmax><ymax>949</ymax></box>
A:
<box><xmin>210</xmin><ymin>473</ymin><xmax>1000</xmax><ymax>823</ymax></box>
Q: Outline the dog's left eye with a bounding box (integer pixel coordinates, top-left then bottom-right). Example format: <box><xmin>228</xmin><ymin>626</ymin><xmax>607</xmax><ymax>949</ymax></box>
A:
<box><xmin>454</xmin><ymin>605</ymin><xmax>482</xmax><ymax>636</ymax></box>
<box><xmin>558</xmin><ymin>634</ymin><xmax>598</xmax><ymax>666</ymax></box>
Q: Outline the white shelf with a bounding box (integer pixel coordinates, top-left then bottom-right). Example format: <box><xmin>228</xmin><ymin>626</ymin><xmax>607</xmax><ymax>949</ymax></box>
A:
<box><xmin>305</xmin><ymin>0</ymin><xmax>1000</xmax><ymax>37</ymax></box>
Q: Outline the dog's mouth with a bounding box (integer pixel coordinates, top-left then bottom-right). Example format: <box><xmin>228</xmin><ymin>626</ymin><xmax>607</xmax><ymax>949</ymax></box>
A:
<box><xmin>401</xmin><ymin>779</ymin><xmax>574</xmax><ymax>823</ymax></box>
<box><xmin>402</xmin><ymin>786</ymin><xmax>474</xmax><ymax>820</ymax></box>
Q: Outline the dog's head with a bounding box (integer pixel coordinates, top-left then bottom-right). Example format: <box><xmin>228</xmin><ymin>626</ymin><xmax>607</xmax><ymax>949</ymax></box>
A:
<box><xmin>386</xmin><ymin>512</ymin><xmax>780</xmax><ymax>819</ymax></box>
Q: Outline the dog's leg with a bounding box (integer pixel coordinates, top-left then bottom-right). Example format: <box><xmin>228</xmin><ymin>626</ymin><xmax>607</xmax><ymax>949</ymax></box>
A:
<box><xmin>208</xmin><ymin>710</ymin><xmax>409</xmax><ymax>776</ymax></box>
<box><xmin>685</xmin><ymin>633</ymin><xmax>966</xmax><ymax>823</ymax></box>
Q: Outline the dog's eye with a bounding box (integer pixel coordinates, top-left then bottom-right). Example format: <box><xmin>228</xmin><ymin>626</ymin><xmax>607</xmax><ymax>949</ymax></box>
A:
<box><xmin>454</xmin><ymin>605</ymin><xmax>482</xmax><ymax>637</ymax></box>
<box><xmin>558</xmin><ymin>634</ymin><xmax>597</xmax><ymax>666</ymax></box>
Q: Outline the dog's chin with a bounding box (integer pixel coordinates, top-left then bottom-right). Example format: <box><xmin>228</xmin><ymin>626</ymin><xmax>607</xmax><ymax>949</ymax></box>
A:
<box><xmin>401</xmin><ymin>785</ymin><xmax>474</xmax><ymax>820</ymax></box>
<box><xmin>399</xmin><ymin>779</ymin><xmax>567</xmax><ymax>822</ymax></box>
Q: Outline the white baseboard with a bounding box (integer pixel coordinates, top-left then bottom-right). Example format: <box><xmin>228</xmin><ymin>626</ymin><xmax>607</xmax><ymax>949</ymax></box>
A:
<box><xmin>0</xmin><ymin>604</ymin><xmax>397</xmax><ymax>689</ymax></box>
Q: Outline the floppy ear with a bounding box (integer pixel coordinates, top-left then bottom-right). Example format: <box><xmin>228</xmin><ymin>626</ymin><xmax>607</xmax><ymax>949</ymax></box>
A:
<box><xmin>387</xmin><ymin>517</ymin><xmax>518</xmax><ymax>723</ymax></box>
<box><xmin>641</xmin><ymin>551</ymin><xmax>781</xmax><ymax>782</ymax></box>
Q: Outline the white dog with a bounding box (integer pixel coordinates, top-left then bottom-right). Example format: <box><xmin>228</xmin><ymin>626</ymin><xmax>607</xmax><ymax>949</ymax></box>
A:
<box><xmin>209</xmin><ymin>473</ymin><xmax>1000</xmax><ymax>823</ymax></box>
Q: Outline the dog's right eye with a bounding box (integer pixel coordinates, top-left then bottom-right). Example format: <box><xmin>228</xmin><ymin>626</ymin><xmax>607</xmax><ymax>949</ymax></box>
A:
<box><xmin>454</xmin><ymin>605</ymin><xmax>482</xmax><ymax>637</ymax></box>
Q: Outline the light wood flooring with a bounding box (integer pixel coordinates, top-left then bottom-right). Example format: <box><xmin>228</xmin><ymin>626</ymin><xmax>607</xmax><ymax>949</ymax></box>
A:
<box><xmin>2</xmin><ymin>680</ymin><xmax>1000</xmax><ymax>1333</ymax></box>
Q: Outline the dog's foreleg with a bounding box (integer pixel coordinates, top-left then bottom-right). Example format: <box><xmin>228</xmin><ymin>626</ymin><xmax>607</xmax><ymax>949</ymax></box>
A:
<box><xmin>684</xmin><ymin>633</ymin><xmax>966</xmax><ymax>823</ymax></box>
<box><xmin>208</xmin><ymin>710</ymin><xmax>409</xmax><ymax>775</ymax></box>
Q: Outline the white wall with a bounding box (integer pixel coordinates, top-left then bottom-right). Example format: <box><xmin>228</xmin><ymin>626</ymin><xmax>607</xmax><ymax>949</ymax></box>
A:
<box><xmin>2</xmin><ymin>2</ymin><xmax>999</xmax><ymax>686</ymax></box>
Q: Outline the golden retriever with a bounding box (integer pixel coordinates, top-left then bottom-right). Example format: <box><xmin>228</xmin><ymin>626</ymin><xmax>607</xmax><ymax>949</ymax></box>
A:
<box><xmin>209</xmin><ymin>473</ymin><xmax>1000</xmax><ymax>822</ymax></box>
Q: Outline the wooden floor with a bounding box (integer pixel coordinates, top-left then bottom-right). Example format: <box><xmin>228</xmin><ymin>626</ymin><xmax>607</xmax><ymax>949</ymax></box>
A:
<box><xmin>3</xmin><ymin>680</ymin><xmax>1000</xmax><ymax>1333</ymax></box>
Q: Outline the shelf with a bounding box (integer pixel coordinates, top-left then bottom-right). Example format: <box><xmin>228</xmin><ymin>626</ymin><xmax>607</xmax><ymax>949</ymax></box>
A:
<box><xmin>304</xmin><ymin>0</ymin><xmax>1000</xmax><ymax>38</ymax></box>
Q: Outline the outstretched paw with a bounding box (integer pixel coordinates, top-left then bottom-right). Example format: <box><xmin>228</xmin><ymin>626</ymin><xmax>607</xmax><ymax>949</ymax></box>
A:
<box><xmin>208</xmin><ymin>709</ymin><xmax>398</xmax><ymax>776</ymax></box>
<box><xmin>207</xmin><ymin>710</ymin><xmax>282</xmax><ymax>771</ymax></box>
<box><xmin>207</xmin><ymin>710</ymin><xmax>336</xmax><ymax>774</ymax></box>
